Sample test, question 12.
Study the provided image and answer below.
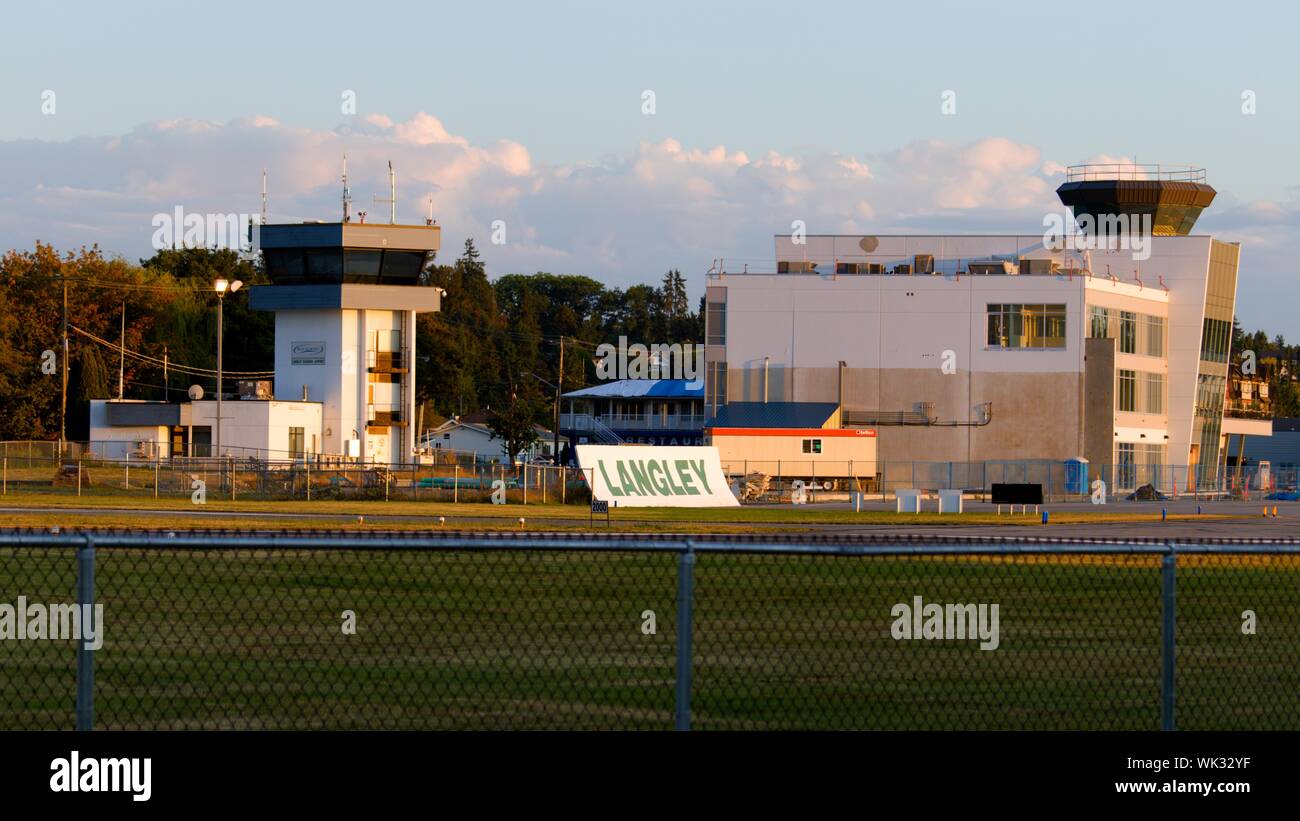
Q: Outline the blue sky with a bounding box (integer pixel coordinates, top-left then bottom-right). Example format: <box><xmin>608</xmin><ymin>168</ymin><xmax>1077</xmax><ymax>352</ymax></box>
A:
<box><xmin>2</xmin><ymin>0</ymin><xmax>1297</xmax><ymax>334</ymax></box>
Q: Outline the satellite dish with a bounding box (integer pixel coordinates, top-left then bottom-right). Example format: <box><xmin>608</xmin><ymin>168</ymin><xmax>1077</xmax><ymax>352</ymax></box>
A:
<box><xmin>188</xmin><ymin>385</ymin><xmax>204</xmax><ymax>401</ymax></box>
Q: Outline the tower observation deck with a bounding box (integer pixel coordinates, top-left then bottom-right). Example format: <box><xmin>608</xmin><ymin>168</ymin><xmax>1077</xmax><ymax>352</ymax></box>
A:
<box><xmin>1055</xmin><ymin>164</ymin><xmax>1216</xmax><ymax>236</ymax></box>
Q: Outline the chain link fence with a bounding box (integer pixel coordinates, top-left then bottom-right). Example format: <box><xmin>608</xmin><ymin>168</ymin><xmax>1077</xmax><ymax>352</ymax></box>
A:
<box><xmin>2</xmin><ymin>532</ymin><xmax>1298</xmax><ymax>730</ymax></box>
<box><xmin>718</xmin><ymin>457</ymin><xmax>1297</xmax><ymax>503</ymax></box>
<box><xmin>0</xmin><ymin>441</ymin><xmax>586</xmax><ymax>505</ymax></box>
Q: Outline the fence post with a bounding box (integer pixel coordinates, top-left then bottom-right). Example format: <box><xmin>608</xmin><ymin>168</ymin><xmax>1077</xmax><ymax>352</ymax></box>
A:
<box><xmin>154</xmin><ymin>458</ymin><xmax>159</xmax><ymax>498</ymax></box>
<box><xmin>1161</xmin><ymin>551</ymin><xmax>1177</xmax><ymax>731</ymax></box>
<box><xmin>306</xmin><ymin>458</ymin><xmax>311</xmax><ymax>501</ymax></box>
<box><xmin>2</xmin><ymin>456</ymin><xmax>6</xmax><ymax>495</ymax></box>
<box><xmin>77</xmin><ymin>459</ymin><xmax>82</xmax><ymax>497</ymax></box>
<box><xmin>76</xmin><ymin>535</ymin><xmax>96</xmax><ymax>731</ymax></box>
<box><xmin>674</xmin><ymin>543</ymin><xmax>696</xmax><ymax>731</ymax></box>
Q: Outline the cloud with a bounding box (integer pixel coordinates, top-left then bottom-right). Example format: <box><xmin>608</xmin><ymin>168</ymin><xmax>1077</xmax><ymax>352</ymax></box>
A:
<box><xmin>0</xmin><ymin>113</ymin><xmax>1295</xmax><ymax>333</ymax></box>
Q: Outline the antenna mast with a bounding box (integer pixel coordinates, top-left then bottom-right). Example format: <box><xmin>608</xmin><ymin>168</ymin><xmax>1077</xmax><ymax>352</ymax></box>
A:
<box><xmin>342</xmin><ymin>154</ymin><xmax>352</xmax><ymax>223</ymax></box>
<box><xmin>261</xmin><ymin>169</ymin><xmax>268</xmax><ymax>226</ymax></box>
<box><xmin>373</xmin><ymin>161</ymin><xmax>396</xmax><ymax>224</ymax></box>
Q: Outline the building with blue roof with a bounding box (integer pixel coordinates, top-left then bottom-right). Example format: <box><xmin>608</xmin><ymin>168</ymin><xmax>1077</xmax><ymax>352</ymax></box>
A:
<box><xmin>559</xmin><ymin>378</ymin><xmax>705</xmax><ymax>448</ymax></box>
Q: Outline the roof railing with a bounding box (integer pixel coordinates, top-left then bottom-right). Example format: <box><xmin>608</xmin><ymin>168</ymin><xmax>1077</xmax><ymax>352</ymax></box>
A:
<box><xmin>1065</xmin><ymin>164</ymin><xmax>1206</xmax><ymax>183</ymax></box>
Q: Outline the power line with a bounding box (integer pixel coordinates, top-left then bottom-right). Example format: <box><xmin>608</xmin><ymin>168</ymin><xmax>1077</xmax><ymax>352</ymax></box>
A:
<box><xmin>69</xmin><ymin>325</ymin><xmax>274</xmax><ymax>377</ymax></box>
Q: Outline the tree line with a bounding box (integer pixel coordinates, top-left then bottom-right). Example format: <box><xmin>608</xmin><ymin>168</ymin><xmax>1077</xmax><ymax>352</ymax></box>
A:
<box><xmin>0</xmin><ymin>240</ymin><xmax>702</xmax><ymax>443</ymax></box>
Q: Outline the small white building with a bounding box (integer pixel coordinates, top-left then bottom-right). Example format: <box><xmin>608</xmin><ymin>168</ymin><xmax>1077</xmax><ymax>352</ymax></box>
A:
<box><xmin>89</xmin><ymin>397</ymin><xmax>323</xmax><ymax>460</ymax></box>
<box><xmin>421</xmin><ymin>414</ymin><xmax>554</xmax><ymax>463</ymax></box>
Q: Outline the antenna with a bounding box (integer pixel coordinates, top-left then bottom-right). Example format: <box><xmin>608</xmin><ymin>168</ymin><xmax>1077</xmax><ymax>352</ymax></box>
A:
<box><xmin>342</xmin><ymin>154</ymin><xmax>352</xmax><ymax>223</ymax></box>
<box><xmin>260</xmin><ymin>169</ymin><xmax>268</xmax><ymax>226</ymax></box>
<box><xmin>426</xmin><ymin>193</ymin><xmax>435</xmax><ymax>226</ymax></box>
<box><xmin>373</xmin><ymin>161</ymin><xmax>396</xmax><ymax>223</ymax></box>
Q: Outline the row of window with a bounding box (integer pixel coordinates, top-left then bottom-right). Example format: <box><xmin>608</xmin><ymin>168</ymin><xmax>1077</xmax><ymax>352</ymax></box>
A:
<box><xmin>986</xmin><ymin>304</ymin><xmax>1067</xmax><ymax>349</ymax></box>
<box><xmin>1117</xmin><ymin>369</ymin><xmax>1165</xmax><ymax>414</ymax></box>
<box><xmin>1089</xmin><ymin>307</ymin><xmax>1165</xmax><ymax>357</ymax></box>
<box><xmin>264</xmin><ymin>248</ymin><xmax>432</xmax><ymax>284</ymax></box>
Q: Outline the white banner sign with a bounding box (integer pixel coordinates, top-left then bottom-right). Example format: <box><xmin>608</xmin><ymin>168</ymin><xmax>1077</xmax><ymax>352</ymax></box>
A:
<box><xmin>576</xmin><ymin>445</ymin><xmax>739</xmax><ymax>507</ymax></box>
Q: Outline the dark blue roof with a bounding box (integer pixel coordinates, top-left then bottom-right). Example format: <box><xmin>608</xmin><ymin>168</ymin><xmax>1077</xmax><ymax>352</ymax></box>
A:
<box><xmin>710</xmin><ymin>402</ymin><xmax>838</xmax><ymax>429</ymax></box>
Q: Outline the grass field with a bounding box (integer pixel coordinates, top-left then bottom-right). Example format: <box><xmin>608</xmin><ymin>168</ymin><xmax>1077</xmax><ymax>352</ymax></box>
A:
<box><xmin>0</xmin><ymin>489</ymin><xmax>1243</xmax><ymax>531</ymax></box>
<box><xmin>2</xmin><ymin>545</ymin><xmax>1296</xmax><ymax>730</ymax></box>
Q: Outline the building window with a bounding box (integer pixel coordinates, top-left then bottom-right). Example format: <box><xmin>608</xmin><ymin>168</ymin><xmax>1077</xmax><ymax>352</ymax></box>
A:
<box><xmin>706</xmin><ymin>361</ymin><xmax>727</xmax><ymax>416</ymax></box>
<box><xmin>289</xmin><ymin>427</ymin><xmax>305</xmax><ymax>459</ymax></box>
<box><xmin>1118</xmin><ymin>311</ymin><xmax>1137</xmax><ymax>354</ymax></box>
<box><xmin>802</xmin><ymin>439</ymin><xmax>822</xmax><ymax>454</ymax></box>
<box><xmin>1090</xmin><ymin>306</ymin><xmax>1109</xmax><ymax>339</ymax></box>
<box><xmin>1201</xmin><ymin>317</ymin><xmax>1231</xmax><ymax>363</ymax></box>
<box><xmin>1143</xmin><ymin>315</ymin><xmax>1165</xmax><ymax>358</ymax></box>
<box><xmin>1116</xmin><ymin>443</ymin><xmax>1136</xmax><ymax>489</ymax></box>
<box><xmin>987</xmin><ymin>304</ymin><xmax>1067</xmax><ymax>349</ymax></box>
<box><xmin>1141</xmin><ymin>372</ymin><xmax>1165</xmax><ymax>414</ymax></box>
<box><xmin>706</xmin><ymin>300</ymin><xmax>726</xmax><ymax>345</ymax></box>
<box><xmin>1117</xmin><ymin>369</ymin><xmax>1136</xmax><ymax>412</ymax></box>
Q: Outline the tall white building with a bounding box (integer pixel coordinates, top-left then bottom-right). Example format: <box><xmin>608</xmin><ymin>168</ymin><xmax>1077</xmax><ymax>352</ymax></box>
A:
<box><xmin>251</xmin><ymin>221</ymin><xmax>442</xmax><ymax>464</ymax></box>
<box><xmin>705</xmin><ymin>165</ymin><xmax>1266</xmax><ymax>490</ymax></box>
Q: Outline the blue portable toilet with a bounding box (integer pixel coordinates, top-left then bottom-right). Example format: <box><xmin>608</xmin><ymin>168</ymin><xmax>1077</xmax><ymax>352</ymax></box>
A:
<box><xmin>1064</xmin><ymin>457</ymin><xmax>1089</xmax><ymax>496</ymax></box>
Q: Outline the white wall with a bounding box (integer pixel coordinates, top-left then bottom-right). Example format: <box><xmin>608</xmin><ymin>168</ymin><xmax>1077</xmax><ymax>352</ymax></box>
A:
<box><xmin>719</xmin><ymin>234</ymin><xmax>1221</xmax><ymax>464</ymax></box>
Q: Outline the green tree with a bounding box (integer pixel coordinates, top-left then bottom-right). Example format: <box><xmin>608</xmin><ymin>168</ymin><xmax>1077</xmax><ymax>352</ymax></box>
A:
<box><xmin>487</xmin><ymin>383</ymin><xmax>545</xmax><ymax>463</ymax></box>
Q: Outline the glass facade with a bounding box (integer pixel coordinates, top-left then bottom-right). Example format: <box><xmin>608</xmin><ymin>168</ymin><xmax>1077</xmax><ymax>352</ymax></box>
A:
<box><xmin>1191</xmin><ymin>241</ymin><xmax>1240</xmax><ymax>485</ymax></box>
<box><xmin>1088</xmin><ymin>306</ymin><xmax>1165</xmax><ymax>358</ymax></box>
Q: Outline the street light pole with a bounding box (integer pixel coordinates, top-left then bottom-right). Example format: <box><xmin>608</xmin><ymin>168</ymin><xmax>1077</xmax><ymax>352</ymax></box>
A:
<box><xmin>213</xmin><ymin>278</ymin><xmax>243</xmax><ymax>459</ymax></box>
<box><xmin>216</xmin><ymin>291</ymin><xmax>223</xmax><ymax>459</ymax></box>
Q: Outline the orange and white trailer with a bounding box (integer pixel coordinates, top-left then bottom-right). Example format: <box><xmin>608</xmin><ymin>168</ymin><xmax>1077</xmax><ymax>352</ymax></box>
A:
<box><xmin>706</xmin><ymin>426</ymin><xmax>878</xmax><ymax>484</ymax></box>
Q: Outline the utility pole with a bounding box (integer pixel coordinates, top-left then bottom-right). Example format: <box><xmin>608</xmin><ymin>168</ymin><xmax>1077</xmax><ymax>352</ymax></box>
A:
<box><xmin>163</xmin><ymin>345</ymin><xmax>169</xmax><ymax>402</ymax></box>
<box><xmin>552</xmin><ymin>336</ymin><xmax>564</xmax><ymax>464</ymax></box>
<box><xmin>118</xmin><ymin>302</ymin><xmax>126</xmax><ymax>400</ymax></box>
<box><xmin>60</xmin><ymin>274</ymin><xmax>69</xmax><ymax>455</ymax></box>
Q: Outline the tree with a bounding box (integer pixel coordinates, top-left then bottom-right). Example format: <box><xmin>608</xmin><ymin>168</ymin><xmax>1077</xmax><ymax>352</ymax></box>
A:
<box><xmin>486</xmin><ymin>384</ymin><xmax>545</xmax><ymax>463</ymax></box>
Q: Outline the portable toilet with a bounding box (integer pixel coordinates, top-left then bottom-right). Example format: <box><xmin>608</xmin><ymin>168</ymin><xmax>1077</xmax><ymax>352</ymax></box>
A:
<box><xmin>1064</xmin><ymin>457</ymin><xmax>1089</xmax><ymax>496</ymax></box>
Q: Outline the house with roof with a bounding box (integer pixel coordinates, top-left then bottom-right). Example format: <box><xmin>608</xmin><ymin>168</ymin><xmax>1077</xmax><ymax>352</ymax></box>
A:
<box><xmin>419</xmin><ymin>410</ymin><xmax>554</xmax><ymax>463</ymax></box>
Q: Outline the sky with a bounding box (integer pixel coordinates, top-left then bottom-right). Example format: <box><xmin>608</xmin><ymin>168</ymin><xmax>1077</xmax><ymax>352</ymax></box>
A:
<box><xmin>1</xmin><ymin>0</ymin><xmax>1297</xmax><ymax>334</ymax></box>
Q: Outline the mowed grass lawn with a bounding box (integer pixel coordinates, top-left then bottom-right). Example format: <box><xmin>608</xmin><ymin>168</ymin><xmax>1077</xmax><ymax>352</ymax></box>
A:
<box><xmin>2</xmin><ymin>547</ymin><xmax>1296</xmax><ymax>730</ymax></box>
<box><xmin>0</xmin><ymin>489</ymin><xmax>1241</xmax><ymax>530</ymax></box>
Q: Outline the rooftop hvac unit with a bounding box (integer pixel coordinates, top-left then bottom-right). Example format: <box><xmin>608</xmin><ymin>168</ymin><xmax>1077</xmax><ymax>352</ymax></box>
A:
<box><xmin>778</xmin><ymin>260</ymin><xmax>817</xmax><ymax>274</ymax></box>
<box><xmin>968</xmin><ymin>260</ymin><xmax>1019</xmax><ymax>276</ymax></box>
<box><xmin>1019</xmin><ymin>258</ymin><xmax>1059</xmax><ymax>275</ymax></box>
<box><xmin>913</xmin><ymin>254</ymin><xmax>935</xmax><ymax>274</ymax></box>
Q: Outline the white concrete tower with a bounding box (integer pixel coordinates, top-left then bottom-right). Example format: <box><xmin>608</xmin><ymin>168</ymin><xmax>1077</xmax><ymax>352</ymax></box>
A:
<box><xmin>250</xmin><ymin>221</ymin><xmax>441</xmax><ymax>463</ymax></box>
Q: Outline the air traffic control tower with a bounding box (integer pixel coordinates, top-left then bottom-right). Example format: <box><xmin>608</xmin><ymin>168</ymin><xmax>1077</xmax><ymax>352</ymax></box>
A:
<box><xmin>249</xmin><ymin>220</ymin><xmax>441</xmax><ymax>464</ymax></box>
<box><xmin>1055</xmin><ymin>163</ymin><xmax>1216</xmax><ymax>235</ymax></box>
